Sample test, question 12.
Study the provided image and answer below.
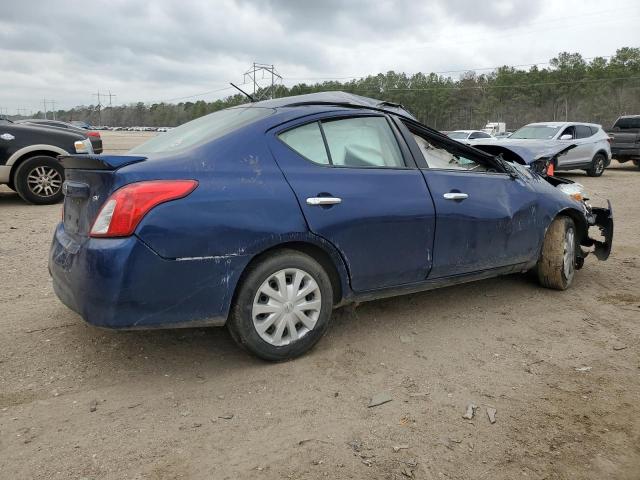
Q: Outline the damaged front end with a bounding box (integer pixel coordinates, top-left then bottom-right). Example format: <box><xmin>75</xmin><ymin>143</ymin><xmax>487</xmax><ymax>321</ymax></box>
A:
<box><xmin>472</xmin><ymin>141</ymin><xmax>613</xmax><ymax>265</ymax></box>
<box><xmin>547</xmin><ymin>176</ymin><xmax>613</xmax><ymax>266</ymax></box>
<box><xmin>583</xmin><ymin>200</ymin><xmax>613</xmax><ymax>261</ymax></box>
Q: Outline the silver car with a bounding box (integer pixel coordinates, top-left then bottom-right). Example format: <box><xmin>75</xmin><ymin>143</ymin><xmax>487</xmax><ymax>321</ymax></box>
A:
<box><xmin>488</xmin><ymin>122</ymin><xmax>612</xmax><ymax>177</ymax></box>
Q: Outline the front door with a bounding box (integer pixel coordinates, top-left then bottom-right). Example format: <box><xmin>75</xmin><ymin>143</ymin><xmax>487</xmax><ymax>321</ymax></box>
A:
<box><xmin>398</xmin><ymin>120</ymin><xmax>540</xmax><ymax>278</ymax></box>
<box><xmin>269</xmin><ymin>113</ymin><xmax>436</xmax><ymax>292</ymax></box>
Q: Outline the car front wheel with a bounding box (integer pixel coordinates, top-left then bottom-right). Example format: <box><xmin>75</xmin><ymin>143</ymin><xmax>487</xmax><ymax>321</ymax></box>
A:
<box><xmin>14</xmin><ymin>155</ymin><xmax>64</xmax><ymax>204</ymax></box>
<box><xmin>228</xmin><ymin>250</ymin><xmax>334</xmax><ymax>361</ymax></box>
<box><xmin>536</xmin><ymin>216</ymin><xmax>577</xmax><ymax>290</ymax></box>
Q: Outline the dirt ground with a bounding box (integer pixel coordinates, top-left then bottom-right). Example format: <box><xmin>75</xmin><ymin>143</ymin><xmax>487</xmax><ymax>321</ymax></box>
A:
<box><xmin>1</xmin><ymin>131</ymin><xmax>639</xmax><ymax>479</ymax></box>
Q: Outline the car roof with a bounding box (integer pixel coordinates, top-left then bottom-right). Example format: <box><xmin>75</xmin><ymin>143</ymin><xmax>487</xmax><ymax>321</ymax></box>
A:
<box><xmin>526</xmin><ymin>121</ymin><xmax>600</xmax><ymax>128</ymax></box>
<box><xmin>451</xmin><ymin>129</ymin><xmax>483</xmax><ymax>134</ymax></box>
<box><xmin>250</xmin><ymin>91</ymin><xmax>417</xmax><ymax>120</ymax></box>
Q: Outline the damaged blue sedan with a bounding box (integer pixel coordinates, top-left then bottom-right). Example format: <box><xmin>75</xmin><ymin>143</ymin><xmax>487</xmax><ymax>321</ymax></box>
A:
<box><xmin>49</xmin><ymin>92</ymin><xmax>613</xmax><ymax>360</ymax></box>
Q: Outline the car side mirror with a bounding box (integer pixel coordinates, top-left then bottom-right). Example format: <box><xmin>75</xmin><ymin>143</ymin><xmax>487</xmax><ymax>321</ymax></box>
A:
<box><xmin>559</xmin><ymin>134</ymin><xmax>572</xmax><ymax>140</ymax></box>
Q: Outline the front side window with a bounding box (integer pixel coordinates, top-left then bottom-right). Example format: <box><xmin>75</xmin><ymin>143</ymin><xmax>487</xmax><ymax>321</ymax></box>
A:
<box><xmin>278</xmin><ymin>116</ymin><xmax>405</xmax><ymax>168</ymax></box>
<box><xmin>412</xmin><ymin>134</ymin><xmax>486</xmax><ymax>171</ymax></box>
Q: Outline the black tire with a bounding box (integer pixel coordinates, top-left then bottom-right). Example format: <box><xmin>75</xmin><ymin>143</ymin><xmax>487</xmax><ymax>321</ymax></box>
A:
<box><xmin>586</xmin><ymin>153</ymin><xmax>606</xmax><ymax>177</ymax></box>
<box><xmin>228</xmin><ymin>249</ymin><xmax>334</xmax><ymax>361</ymax></box>
<box><xmin>14</xmin><ymin>155</ymin><xmax>64</xmax><ymax>205</ymax></box>
<box><xmin>537</xmin><ymin>216</ymin><xmax>576</xmax><ymax>290</ymax></box>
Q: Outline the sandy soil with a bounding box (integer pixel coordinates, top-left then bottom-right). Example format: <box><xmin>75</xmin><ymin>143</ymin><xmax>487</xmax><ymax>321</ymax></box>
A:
<box><xmin>1</xmin><ymin>133</ymin><xmax>639</xmax><ymax>479</ymax></box>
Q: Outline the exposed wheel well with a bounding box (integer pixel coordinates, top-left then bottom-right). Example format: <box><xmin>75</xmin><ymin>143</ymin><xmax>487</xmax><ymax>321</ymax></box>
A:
<box><xmin>233</xmin><ymin>242</ymin><xmax>344</xmax><ymax>307</ymax></box>
<box><xmin>10</xmin><ymin>150</ymin><xmax>61</xmax><ymax>185</ymax></box>
<box><xmin>556</xmin><ymin>209</ymin><xmax>588</xmax><ymax>246</ymax></box>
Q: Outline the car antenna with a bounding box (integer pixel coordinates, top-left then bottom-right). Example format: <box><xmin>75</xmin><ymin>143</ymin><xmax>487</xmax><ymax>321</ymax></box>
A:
<box><xmin>230</xmin><ymin>83</ymin><xmax>255</xmax><ymax>102</ymax></box>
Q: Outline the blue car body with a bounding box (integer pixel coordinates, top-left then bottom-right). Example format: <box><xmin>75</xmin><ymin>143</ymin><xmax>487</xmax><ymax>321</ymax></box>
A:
<box><xmin>49</xmin><ymin>92</ymin><xmax>613</xmax><ymax>330</ymax></box>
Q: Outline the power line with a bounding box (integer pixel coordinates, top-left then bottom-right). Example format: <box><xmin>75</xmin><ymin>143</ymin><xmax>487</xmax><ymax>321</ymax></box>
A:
<box><xmin>286</xmin><ymin>55</ymin><xmax>617</xmax><ymax>82</ymax></box>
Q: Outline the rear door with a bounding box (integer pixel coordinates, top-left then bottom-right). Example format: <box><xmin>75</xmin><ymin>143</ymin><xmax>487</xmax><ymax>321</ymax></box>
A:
<box><xmin>558</xmin><ymin>124</ymin><xmax>593</xmax><ymax>167</ymax></box>
<box><xmin>269</xmin><ymin>112</ymin><xmax>436</xmax><ymax>292</ymax></box>
<box><xmin>396</xmin><ymin>120</ymin><xmax>540</xmax><ymax>277</ymax></box>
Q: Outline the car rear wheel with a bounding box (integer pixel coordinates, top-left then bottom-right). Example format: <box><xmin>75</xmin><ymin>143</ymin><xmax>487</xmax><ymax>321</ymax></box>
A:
<box><xmin>14</xmin><ymin>155</ymin><xmax>64</xmax><ymax>204</ymax></box>
<box><xmin>586</xmin><ymin>153</ymin><xmax>606</xmax><ymax>177</ymax></box>
<box><xmin>228</xmin><ymin>250</ymin><xmax>333</xmax><ymax>361</ymax></box>
<box><xmin>536</xmin><ymin>216</ymin><xmax>576</xmax><ymax>290</ymax></box>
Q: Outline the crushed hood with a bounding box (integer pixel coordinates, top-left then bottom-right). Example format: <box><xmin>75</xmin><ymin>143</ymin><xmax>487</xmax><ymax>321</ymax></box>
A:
<box><xmin>470</xmin><ymin>139</ymin><xmax>577</xmax><ymax>165</ymax></box>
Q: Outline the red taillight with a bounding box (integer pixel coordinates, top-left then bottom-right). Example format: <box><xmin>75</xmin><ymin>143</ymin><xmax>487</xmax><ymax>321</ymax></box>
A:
<box><xmin>87</xmin><ymin>131</ymin><xmax>101</xmax><ymax>138</ymax></box>
<box><xmin>90</xmin><ymin>180</ymin><xmax>198</xmax><ymax>238</ymax></box>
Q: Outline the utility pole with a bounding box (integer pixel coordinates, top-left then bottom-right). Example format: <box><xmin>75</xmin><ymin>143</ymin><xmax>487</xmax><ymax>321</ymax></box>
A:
<box><xmin>49</xmin><ymin>100</ymin><xmax>57</xmax><ymax>120</ymax></box>
<box><xmin>93</xmin><ymin>91</ymin><xmax>102</xmax><ymax>125</ymax></box>
<box><xmin>243</xmin><ymin>63</ymin><xmax>282</xmax><ymax>100</ymax></box>
<box><xmin>106</xmin><ymin>91</ymin><xmax>116</xmax><ymax>125</ymax></box>
<box><xmin>42</xmin><ymin>99</ymin><xmax>48</xmax><ymax>119</ymax></box>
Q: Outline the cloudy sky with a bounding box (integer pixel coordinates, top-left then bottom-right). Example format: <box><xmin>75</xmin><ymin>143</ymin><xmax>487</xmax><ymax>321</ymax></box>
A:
<box><xmin>0</xmin><ymin>0</ymin><xmax>638</xmax><ymax>114</ymax></box>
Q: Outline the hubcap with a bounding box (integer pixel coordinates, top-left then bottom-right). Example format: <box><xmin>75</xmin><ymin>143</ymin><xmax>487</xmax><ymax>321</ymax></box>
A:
<box><xmin>27</xmin><ymin>166</ymin><xmax>62</xmax><ymax>197</ymax></box>
<box><xmin>563</xmin><ymin>227</ymin><xmax>575</xmax><ymax>279</ymax></box>
<box><xmin>252</xmin><ymin>268</ymin><xmax>322</xmax><ymax>347</ymax></box>
<box><xmin>596</xmin><ymin>158</ymin><xmax>604</xmax><ymax>174</ymax></box>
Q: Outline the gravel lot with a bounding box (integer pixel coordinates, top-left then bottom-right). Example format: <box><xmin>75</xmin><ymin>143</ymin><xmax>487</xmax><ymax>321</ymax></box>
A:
<box><xmin>1</xmin><ymin>131</ymin><xmax>639</xmax><ymax>479</ymax></box>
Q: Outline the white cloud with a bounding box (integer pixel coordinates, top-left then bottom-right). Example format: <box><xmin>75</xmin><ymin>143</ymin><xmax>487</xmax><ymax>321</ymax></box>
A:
<box><xmin>0</xmin><ymin>0</ymin><xmax>638</xmax><ymax>113</ymax></box>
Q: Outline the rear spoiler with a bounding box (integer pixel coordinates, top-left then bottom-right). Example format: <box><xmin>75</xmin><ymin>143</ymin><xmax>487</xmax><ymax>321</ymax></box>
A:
<box><xmin>58</xmin><ymin>154</ymin><xmax>147</xmax><ymax>170</ymax></box>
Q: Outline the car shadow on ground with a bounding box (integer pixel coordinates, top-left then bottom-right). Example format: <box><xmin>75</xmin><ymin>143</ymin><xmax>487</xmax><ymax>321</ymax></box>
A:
<box><xmin>0</xmin><ymin>190</ymin><xmax>26</xmax><ymax>205</ymax></box>
<box><xmin>53</xmin><ymin>272</ymin><xmax>537</xmax><ymax>379</ymax></box>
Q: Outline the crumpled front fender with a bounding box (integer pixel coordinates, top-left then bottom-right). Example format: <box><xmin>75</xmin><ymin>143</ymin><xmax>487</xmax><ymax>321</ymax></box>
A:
<box><xmin>588</xmin><ymin>200</ymin><xmax>613</xmax><ymax>260</ymax></box>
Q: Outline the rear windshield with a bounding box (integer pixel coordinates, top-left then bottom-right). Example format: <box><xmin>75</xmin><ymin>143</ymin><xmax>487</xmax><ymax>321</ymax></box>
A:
<box><xmin>129</xmin><ymin>106</ymin><xmax>274</xmax><ymax>154</ymax></box>
<box><xmin>510</xmin><ymin>125</ymin><xmax>561</xmax><ymax>139</ymax></box>
<box><xmin>613</xmin><ymin>117</ymin><xmax>640</xmax><ymax>129</ymax></box>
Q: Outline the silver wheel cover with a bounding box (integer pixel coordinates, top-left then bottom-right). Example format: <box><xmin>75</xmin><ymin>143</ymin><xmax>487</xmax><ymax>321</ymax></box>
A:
<box><xmin>563</xmin><ymin>227</ymin><xmax>575</xmax><ymax>280</ymax></box>
<box><xmin>252</xmin><ymin>268</ymin><xmax>322</xmax><ymax>347</ymax></box>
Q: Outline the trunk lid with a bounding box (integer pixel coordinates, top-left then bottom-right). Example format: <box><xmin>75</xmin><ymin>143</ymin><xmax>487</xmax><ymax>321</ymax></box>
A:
<box><xmin>59</xmin><ymin>155</ymin><xmax>146</xmax><ymax>239</ymax></box>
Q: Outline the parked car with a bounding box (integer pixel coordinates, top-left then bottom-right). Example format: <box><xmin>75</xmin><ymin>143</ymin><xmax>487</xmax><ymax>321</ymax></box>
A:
<box><xmin>473</xmin><ymin>122</ymin><xmax>611</xmax><ymax>177</ymax></box>
<box><xmin>1</xmin><ymin>118</ymin><xmax>97</xmax><ymax>204</ymax></box>
<box><xmin>447</xmin><ymin>130</ymin><xmax>494</xmax><ymax>142</ymax></box>
<box><xmin>70</xmin><ymin>120</ymin><xmax>92</xmax><ymax>130</ymax></box>
<box><xmin>49</xmin><ymin>92</ymin><xmax>613</xmax><ymax>361</ymax></box>
<box><xmin>607</xmin><ymin>115</ymin><xmax>640</xmax><ymax>168</ymax></box>
<box><xmin>17</xmin><ymin>119</ymin><xmax>102</xmax><ymax>154</ymax></box>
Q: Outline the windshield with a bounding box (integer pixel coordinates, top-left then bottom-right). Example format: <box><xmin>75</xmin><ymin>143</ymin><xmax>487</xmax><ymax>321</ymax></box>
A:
<box><xmin>447</xmin><ymin>131</ymin><xmax>468</xmax><ymax>139</ymax></box>
<box><xmin>510</xmin><ymin>125</ymin><xmax>561</xmax><ymax>140</ymax></box>
<box><xmin>130</xmin><ymin>106</ymin><xmax>274</xmax><ymax>155</ymax></box>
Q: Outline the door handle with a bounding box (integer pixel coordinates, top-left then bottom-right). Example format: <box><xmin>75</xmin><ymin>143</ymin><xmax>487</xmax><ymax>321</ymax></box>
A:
<box><xmin>306</xmin><ymin>197</ymin><xmax>342</xmax><ymax>206</ymax></box>
<box><xmin>443</xmin><ymin>192</ymin><xmax>468</xmax><ymax>200</ymax></box>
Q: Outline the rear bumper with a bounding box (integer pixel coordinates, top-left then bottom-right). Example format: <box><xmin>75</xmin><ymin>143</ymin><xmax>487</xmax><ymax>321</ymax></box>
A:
<box><xmin>611</xmin><ymin>146</ymin><xmax>640</xmax><ymax>159</ymax></box>
<box><xmin>49</xmin><ymin>224</ymin><xmax>250</xmax><ymax>329</ymax></box>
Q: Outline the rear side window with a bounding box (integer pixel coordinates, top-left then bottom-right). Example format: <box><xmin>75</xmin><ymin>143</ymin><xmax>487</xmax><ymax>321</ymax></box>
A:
<box><xmin>278</xmin><ymin>122</ymin><xmax>329</xmax><ymax>165</ymax></box>
<box><xmin>575</xmin><ymin>125</ymin><xmax>593</xmax><ymax>139</ymax></box>
<box><xmin>279</xmin><ymin>116</ymin><xmax>405</xmax><ymax>168</ymax></box>
<box><xmin>322</xmin><ymin>117</ymin><xmax>404</xmax><ymax>168</ymax></box>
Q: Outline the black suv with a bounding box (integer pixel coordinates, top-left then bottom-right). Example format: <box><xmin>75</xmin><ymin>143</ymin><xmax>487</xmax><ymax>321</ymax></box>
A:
<box><xmin>0</xmin><ymin>119</ymin><xmax>100</xmax><ymax>204</ymax></box>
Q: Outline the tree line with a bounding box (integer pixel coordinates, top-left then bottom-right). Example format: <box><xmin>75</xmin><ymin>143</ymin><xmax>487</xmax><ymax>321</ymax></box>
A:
<box><xmin>29</xmin><ymin>47</ymin><xmax>640</xmax><ymax>131</ymax></box>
